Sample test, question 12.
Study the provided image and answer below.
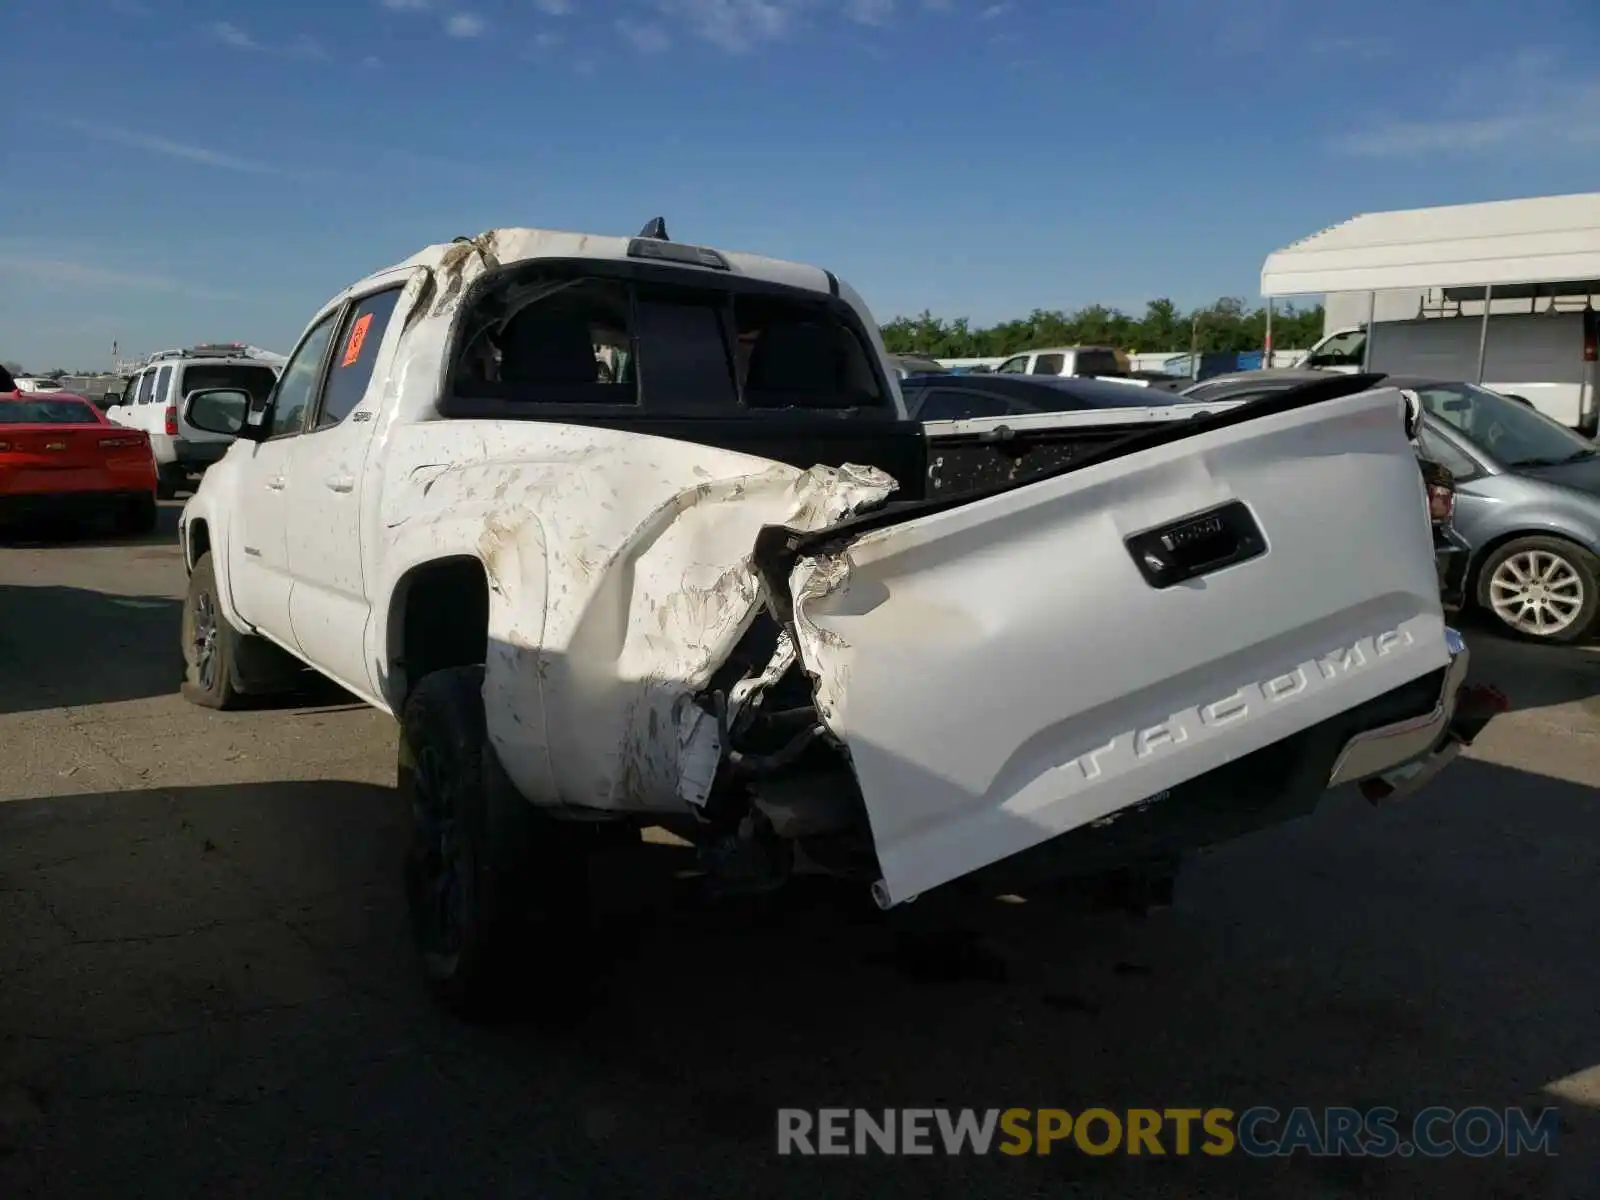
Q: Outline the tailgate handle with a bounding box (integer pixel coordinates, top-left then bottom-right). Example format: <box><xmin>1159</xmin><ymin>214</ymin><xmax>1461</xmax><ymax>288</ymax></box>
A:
<box><xmin>1125</xmin><ymin>501</ymin><xmax>1266</xmax><ymax>589</ymax></box>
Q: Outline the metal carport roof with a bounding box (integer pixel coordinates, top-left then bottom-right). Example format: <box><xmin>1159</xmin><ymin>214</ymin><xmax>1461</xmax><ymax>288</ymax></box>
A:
<box><xmin>1260</xmin><ymin>191</ymin><xmax>1600</xmax><ymax>297</ymax></box>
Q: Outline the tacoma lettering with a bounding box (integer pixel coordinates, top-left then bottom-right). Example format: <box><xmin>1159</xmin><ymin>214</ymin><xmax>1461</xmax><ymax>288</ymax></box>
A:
<box><xmin>1054</xmin><ymin>628</ymin><xmax>1417</xmax><ymax>789</ymax></box>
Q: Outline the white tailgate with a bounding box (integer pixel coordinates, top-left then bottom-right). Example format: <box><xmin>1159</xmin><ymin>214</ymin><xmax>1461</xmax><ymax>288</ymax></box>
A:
<box><xmin>791</xmin><ymin>386</ymin><xmax>1449</xmax><ymax>905</ymax></box>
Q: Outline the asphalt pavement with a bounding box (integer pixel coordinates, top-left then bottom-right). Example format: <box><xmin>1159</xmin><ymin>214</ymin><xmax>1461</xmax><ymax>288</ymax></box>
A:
<box><xmin>2</xmin><ymin>502</ymin><xmax>1599</xmax><ymax>1198</ymax></box>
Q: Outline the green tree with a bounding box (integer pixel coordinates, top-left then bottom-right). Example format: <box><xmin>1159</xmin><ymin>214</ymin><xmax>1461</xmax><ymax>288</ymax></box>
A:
<box><xmin>880</xmin><ymin>298</ymin><xmax>1326</xmax><ymax>359</ymax></box>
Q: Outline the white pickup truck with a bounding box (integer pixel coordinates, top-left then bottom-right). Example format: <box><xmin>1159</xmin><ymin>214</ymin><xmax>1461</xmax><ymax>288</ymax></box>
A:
<box><xmin>177</xmin><ymin>221</ymin><xmax>1500</xmax><ymax>1019</ymax></box>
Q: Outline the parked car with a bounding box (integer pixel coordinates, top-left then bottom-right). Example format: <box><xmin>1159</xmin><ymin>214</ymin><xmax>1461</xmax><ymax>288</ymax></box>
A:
<box><xmin>13</xmin><ymin>377</ymin><xmax>65</xmax><ymax>393</ymax></box>
<box><xmin>1173</xmin><ymin>369</ymin><xmax>1600</xmax><ymax>643</ymax></box>
<box><xmin>1399</xmin><ymin>376</ymin><xmax>1600</xmax><ymax>643</ymax></box>
<box><xmin>902</xmin><ymin>371</ymin><xmax>1226</xmax><ymax>421</ymax></box>
<box><xmin>887</xmin><ymin>354</ymin><xmax>948</xmax><ymax>379</ymax></box>
<box><xmin>993</xmin><ymin>345</ymin><xmax>1125</xmax><ymax>377</ymax></box>
<box><xmin>177</xmin><ymin>220</ymin><xmax>1495</xmax><ymax>1020</ymax></box>
<box><xmin>106</xmin><ymin>344</ymin><xmax>281</xmax><ymax>498</ymax></box>
<box><xmin>0</xmin><ymin>392</ymin><xmax>157</xmax><ymax>533</ymax></box>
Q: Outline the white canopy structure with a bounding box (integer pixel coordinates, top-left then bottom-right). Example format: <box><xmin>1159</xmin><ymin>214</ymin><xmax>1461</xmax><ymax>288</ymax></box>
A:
<box><xmin>1260</xmin><ymin>192</ymin><xmax>1600</xmax><ymax>298</ymax></box>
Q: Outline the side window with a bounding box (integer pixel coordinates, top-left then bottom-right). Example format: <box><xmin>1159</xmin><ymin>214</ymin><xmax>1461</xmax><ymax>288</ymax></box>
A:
<box><xmin>1032</xmin><ymin>353</ymin><xmax>1065</xmax><ymax>375</ymax></box>
<box><xmin>916</xmin><ymin>389</ymin><xmax>1013</xmax><ymax>421</ymax></box>
<box><xmin>1309</xmin><ymin>330</ymin><xmax>1366</xmax><ymax>367</ymax></box>
<box><xmin>265</xmin><ymin>312</ymin><xmax>340</xmax><ymax>439</ymax></box>
<box><xmin>735</xmin><ymin>293</ymin><xmax>887</xmax><ymax>411</ymax></box>
<box><xmin>317</xmin><ymin>286</ymin><xmax>404</xmax><ymax>428</ymax></box>
<box><xmin>457</xmin><ymin>277</ymin><xmax>632</xmax><ymax>405</ymax></box>
<box><xmin>1073</xmin><ymin>350</ymin><xmax>1120</xmax><ymax>376</ymax></box>
<box><xmin>995</xmin><ymin>355</ymin><xmax>1029</xmax><ymax>374</ymax></box>
<box><xmin>1415</xmin><ymin>424</ymin><xmax>1480</xmax><ymax>478</ymax></box>
<box><xmin>152</xmin><ymin>366</ymin><xmax>172</xmax><ymax>404</ymax></box>
<box><xmin>135</xmin><ymin>371</ymin><xmax>155</xmax><ymax>404</ymax></box>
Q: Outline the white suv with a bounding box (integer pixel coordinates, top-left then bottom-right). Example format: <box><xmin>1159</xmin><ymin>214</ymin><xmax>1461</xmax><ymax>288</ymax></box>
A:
<box><xmin>107</xmin><ymin>344</ymin><xmax>280</xmax><ymax>498</ymax></box>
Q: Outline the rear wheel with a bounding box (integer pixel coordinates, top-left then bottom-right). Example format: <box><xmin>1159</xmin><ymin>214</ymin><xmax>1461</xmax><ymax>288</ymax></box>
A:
<box><xmin>400</xmin><ymin>665</ymin><xmax>597</xmax><ymax>1022</ymax></box>
<box><xmin>1475</xmin><ymin>536</ymin><xmax>1599</xmax><ymax>644</ymax></box>
<box><xmin>155</xmin><ymin>465</ymin><xmax>184</xmax><ymax>500</ymax></box>
<box><xmin>180</xmin><ymin>552</ymin><xmax>246</xmax><ymax>709</ymax></box>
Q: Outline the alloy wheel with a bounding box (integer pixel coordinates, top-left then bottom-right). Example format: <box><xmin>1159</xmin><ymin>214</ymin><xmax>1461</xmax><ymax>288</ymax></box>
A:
<box><xmin>1488</xmin><ymin>549</ymin><xmax>1585</xmax><ymax>638</ymax></box>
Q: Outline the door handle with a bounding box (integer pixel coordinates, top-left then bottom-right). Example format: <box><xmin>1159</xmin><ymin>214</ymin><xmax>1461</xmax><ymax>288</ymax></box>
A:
<box><xmin>266</xmin><ymin>475</ymin><xmax>286</xmax><ymax>491</ymax></box>
<box><xmin>325</xmin><ymin>474</ymin><xmax>354</xmax><ymax>494</ymax></box>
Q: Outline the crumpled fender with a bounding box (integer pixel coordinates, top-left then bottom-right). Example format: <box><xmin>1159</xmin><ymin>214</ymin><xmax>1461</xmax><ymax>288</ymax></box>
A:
<box><xmin>373</xmin><ymin>421</ymin><xmax>896</xmax><ymax>815</ymax></box>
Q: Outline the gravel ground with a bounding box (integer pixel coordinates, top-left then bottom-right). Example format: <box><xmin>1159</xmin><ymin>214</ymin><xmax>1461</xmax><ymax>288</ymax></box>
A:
<box><xmin>2</xmin><ymin>503</ymin><xmax>1598</xmax><ymax>1198</ymax></box>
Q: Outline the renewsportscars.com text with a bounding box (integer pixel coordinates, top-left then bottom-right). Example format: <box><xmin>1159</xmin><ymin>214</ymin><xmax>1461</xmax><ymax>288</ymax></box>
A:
<box><xmin>776</xmin><ymin>1106</ymin><xmax>1561</xmax><ymax>1158</ymax></box>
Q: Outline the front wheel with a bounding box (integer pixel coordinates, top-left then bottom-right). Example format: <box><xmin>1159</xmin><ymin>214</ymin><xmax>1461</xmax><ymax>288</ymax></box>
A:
<box><xmin>180</xmin><ymin>552</ymin><xmax>246</xmax><ymax>708</ymax></box>
<box><xmin>400</xmin><ymin>665</ymin><xmax>597</xmax><ymax>1022</ymax></box>
<box><xmin>1475</xmin><ymin>535</ymin><xmax>1599</xmax><ymax>644</ymax></box>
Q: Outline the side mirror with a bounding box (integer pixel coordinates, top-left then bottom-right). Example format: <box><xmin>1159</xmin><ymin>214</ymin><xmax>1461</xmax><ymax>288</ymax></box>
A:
<box><xmin>182</xmin><ymin>388</ymin><xmax>254</xmax><ymax>438</ymax></box>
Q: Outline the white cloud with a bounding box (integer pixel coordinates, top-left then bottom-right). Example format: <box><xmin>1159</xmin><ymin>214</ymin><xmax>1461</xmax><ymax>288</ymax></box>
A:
<box><xmin>208</xmin><ymin>21</ymin><xmax>259</xmax><ymax>50</ymax></box>
<box><xmin>0</xmin><ymin>253</ymin><xmax>237</xmax><ymax>301</ymax></box>
<box><xmin>50</xmin><ymin>117</ymin><xmax>288</xmax><ymax>177</ymax></box>
<box><xmin>1310</xmin><ymin>35</ymin><xmax>1390</xmax><ymax>61</ymax></box>
<box><xmin>844</xmin><ymin>0</ymin><xmax>893</xmax><ymax>24</ymax></box>
<box><xmin>978</xmin><ymin>2</ymin><xmax>1010</xmax><ymax>18</ymax></box>
<box><xmin>652</xmin><ymin>0</ymin><xmax>796</xmax><ymax>53</ymax></box>
<box><xmin>287</xmin><ymin>34</ymin><xmax>331</xmax><ymax>60</ymax></box>
<box><xmin>1332</xmin><ymin>54</ymin><xmax>1600</xmax><ymax>158</ymax></box>
<box><xmin>361</xmin><ymin>54</ymin><xmax>382</xmax><ymax>67</ymax></box>
<box><xmin>446</xmin><ymin>11</ymin><xmax>487</xmax><ymax>36</ymax></box>
<box><xmin>381</xmin><ymin>0</ymin><xmax>432</xmax><ymax>9</ymax></box>
<box><xmin>207</xmin><ymin>22</ymin><xmax>329</xmax><ymax>60</ymax></box>
<box><xmin>617</xmin><ymin>18</ymin><xmax>671</xmax><ymax>51</ymax></box>
<box><xmin>533</xmin><ymin>30</ymin><xmax>563</xmax><ymax>47</ymax></box>
<box><xmin>533</xmin><ymin>0</ymin><xmax>573</xmax><ymax>13</ymax></box>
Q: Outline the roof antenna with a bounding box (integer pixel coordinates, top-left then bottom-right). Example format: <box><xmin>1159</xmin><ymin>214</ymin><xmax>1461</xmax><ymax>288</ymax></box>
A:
<box><xmin>637</xmin><ymin>217</ymin><xmax>669</xmax><ymax>241</ymax></box>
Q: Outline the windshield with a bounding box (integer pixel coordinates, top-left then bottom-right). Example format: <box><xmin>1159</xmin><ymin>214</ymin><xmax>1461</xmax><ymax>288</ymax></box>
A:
<box><xmin>1415</xmin><ymin>382</ymin><xmax>1597</xmax><ymax>467</ymax></box>
<box><xmin>0</xmin><ymin>399</ymin><xmax>98</xmax><ymax>424</ymax></box>
<box><xmin>180</xmin><ymin>363</ymin><xmax>279</xmax><ymax>405</ymax></box>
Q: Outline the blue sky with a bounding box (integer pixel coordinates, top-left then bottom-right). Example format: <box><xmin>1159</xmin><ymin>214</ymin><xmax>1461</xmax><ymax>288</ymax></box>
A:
<box><xmin>3</xmin><ymin>0</ymin><xmax>1598</xmax><ymax>368</ymax></box>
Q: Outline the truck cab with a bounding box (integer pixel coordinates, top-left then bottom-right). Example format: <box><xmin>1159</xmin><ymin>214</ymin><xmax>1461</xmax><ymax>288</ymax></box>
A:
<box><xmin>991</xmin><ymin>345</ymin><xmax>1146</xmax><ymax>386</ymax></box>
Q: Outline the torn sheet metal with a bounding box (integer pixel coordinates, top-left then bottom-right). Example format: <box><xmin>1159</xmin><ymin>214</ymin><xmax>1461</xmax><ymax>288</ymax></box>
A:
<box><xmin>377</xmin><ymin>419</ymin><xmax>896</xmax><ymax>818</ymax></box>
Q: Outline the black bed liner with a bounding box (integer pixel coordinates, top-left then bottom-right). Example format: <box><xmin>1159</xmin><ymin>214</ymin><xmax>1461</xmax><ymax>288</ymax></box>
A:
<box><xmin>749</xmin><ymin>373</ymin><xmax>1394</xmax><ymax>596</ymax></box>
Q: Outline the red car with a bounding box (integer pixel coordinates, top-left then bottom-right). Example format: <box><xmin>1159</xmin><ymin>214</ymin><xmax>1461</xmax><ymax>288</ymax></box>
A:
<box><xmin>0</xmin><ymin>379</ymin><xmax>159</xmax><ymax>534</ymax></box>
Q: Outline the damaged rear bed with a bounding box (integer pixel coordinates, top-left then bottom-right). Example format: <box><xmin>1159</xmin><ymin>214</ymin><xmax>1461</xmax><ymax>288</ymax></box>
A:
<box><xmin>440</xmin><ymin>373</ymin><xmax>1465</xmax><ymax>908</ymax></box>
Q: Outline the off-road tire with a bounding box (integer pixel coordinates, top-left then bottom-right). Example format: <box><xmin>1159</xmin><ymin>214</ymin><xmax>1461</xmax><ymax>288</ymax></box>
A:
<box><xmin>400</xmin><ymin>665</ymin><xmax>596</xmax><ymax>1022</ymax></box>
<box><xmin>180</xmin><ymin>552</ymin><xmax>249</xmax><ymax>709</ymax></box>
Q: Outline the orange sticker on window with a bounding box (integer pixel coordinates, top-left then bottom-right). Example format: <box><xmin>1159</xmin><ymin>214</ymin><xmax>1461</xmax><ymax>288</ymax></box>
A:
<box><xmin>341</xmin><ymin>313</ymin><xmax>374</xmax><ymax>367</ymax></box>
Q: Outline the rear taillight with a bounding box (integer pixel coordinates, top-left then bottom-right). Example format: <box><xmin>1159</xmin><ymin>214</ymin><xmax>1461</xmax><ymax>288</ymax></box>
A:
<box><xmin>1427</xmin><ymin>482</ymin><xmax>1455</xmax><ymax>523</ymax></box>
<box><xmin>164</xmin><ymin>405</ymin><xmax>178</xmax><ymax>436</ymax></box>
<box><xmin>1584</xmin><ymin>310</ymin><xmax>1597</xmax><ymax>362</ymax></box>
